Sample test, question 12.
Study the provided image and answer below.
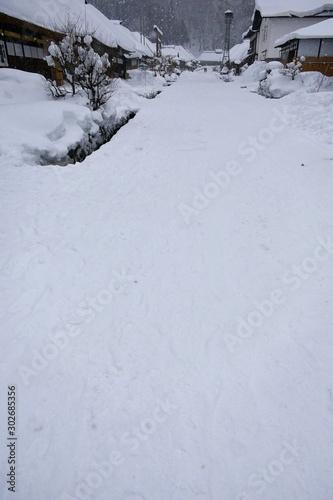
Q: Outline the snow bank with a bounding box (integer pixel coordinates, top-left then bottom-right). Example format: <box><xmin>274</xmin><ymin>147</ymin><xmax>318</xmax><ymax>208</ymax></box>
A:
<box><xmin>260</xmin><ymin>67</ymin><xmax>333</xmax><ymax>98</ymax></box>
<box><xmin>0</xmin><ymin>69</ymin><xmax>94</xmax><ymax>165</ymax></box>
<box><xmin>283</xmin><ymin>88</ymin><xmax>333</xmax><ymax>144</ymax></box>
<box><xmin>241</xmin><ymin>61</ymin><xmax>333</xmax><ymax>98</ymax></box>
<box><xmin>230</xmin><ymin>40</ymin><xmax>250</xmax><ymax>64</ymax></box>
<box><xmin>0</xmin><ymin>68</ymin><xmax>165</xmax><ymax>166</ymax></box>
<box><xmin>126</xmin><ymin>69</ymin><xmax>166</xmax><ymax>97</ymax></box>
<box><xmin>239</xmin><ymin>61</ymin><xmax>333</xmax><ymax>145</ymax></box>
<box><xmin>240</xmin><ymin>61</ymin><xmax>267</xmax><ymax>83</ymax></box>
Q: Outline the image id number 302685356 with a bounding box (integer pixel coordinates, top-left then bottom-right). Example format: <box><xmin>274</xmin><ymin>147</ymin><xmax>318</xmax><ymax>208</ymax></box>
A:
<box><xmin>7</xmin><ymin>385</ymin><xmax>17</xmax><ymax>493</ymax></box>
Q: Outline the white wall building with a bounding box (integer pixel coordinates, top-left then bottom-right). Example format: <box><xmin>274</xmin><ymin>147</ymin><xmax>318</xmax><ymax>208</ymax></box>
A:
<box><xmin>244</xmin><ymin>0</ymin><xmax>333</xmax><ymax>61</ymax></box>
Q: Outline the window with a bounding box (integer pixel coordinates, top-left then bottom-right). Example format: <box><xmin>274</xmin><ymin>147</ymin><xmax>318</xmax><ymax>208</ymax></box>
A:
<box><xmin>320</xmin><ymin>39</ymin><xmax>333</xmax><ymax>57</ymax></box>
<box><xmin>249</xmin><ymin>37</ymin><xmax>256</xmax><ymax>55</ymax></box>
<box><xmin>281</xmin><ymin>47</ymin><xmax>289</xmax><ymax>60</ymax></box>
<box><xmin>298</xmin><ymin>39</ymin><xmax>320</xmax><ymax>57</ymax></box>
<box><xmin>0</xmin><ymin>40</ymin><xmax>8</xmax><ymax>66</ymax></box>
<box><xmin>14</xmin><ymin>43</ymin><xmax>23</xmax><ymax>57</ymax></box>
<box><xmin>37</xmin><ymin>47</ymin><xmax>44</xmax><ymax>59</ymax></box>
<box><xmin>281</xmin><ymin>40</ymin><xmax>298</xmax><ymax>61</ymax></box>
<box><xmin>30</xmin><ymin>46</ymin><xmax>38</xmax><ymax>58</ymax></box>
<box><xmin>6</xmin><ymin>41</ymin><xmax>15</xmax><ymax>56</ymax></box>
<box><xmin>24</xmin><ymin>45</ymin><xmax>32</xmax><ymax>57</ymax></box>
<box><xmin>263</xmin><ymin>26</ymin><xmax>268</xmax><ymax>43</ymax></box>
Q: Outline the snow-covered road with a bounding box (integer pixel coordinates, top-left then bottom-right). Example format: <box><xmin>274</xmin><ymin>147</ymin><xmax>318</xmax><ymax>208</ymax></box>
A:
<box><xmin>1</xmin><ymin>71</ymin><xmax>333</xmax><ymax>500</ymax></box>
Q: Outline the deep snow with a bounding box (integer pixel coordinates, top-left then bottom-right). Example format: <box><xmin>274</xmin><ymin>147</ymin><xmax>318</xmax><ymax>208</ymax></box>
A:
<box><xmin>1</xmin><ymin>70</ymin><xmax>333</xmax><ymax>500</ymax></box>
<box><xmin>0</xmin><ymin>69</ymin><xmax>166</xmax><ymax>165</ymax></box>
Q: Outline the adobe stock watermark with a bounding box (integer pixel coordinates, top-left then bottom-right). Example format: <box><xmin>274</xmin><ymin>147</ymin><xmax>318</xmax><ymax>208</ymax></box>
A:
<box><xmin>237</xmin><ymin>438</ymin><xmax>305</xmax><ymax>500</ymax></box>
<box><xmin>178</xmin><ymin>106</ymin><xmax>291</xmax><ymax>224</ymax></box>
<box><xmin>60</xmin><ymin>398</ymin><xmax>178</xmax><ymax>500</ymax></box>
<box><xmin>18</xmin><ymin>268</ymin><xmax>135</xmax><ymax>385</ymax></box>
<box><xmin>224</xmin><ymin>237</ymin><xmax>333</xmax><ymax>353</ymax></box>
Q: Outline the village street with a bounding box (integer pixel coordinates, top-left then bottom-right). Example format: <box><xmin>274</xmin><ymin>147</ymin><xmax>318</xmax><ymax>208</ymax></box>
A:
<box><xmin>1</xmin><ymin>71</ymin><xmax>333</xmax><ymax>499</ymax></box>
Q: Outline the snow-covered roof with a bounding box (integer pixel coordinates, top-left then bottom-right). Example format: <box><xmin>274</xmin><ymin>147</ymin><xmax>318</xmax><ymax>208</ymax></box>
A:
<box><xmin>255</xmin><ymin>0</ymin><xmax>333</xmax><ymax>17</ymax></box>
<box><xmin>131</xmin><ymin>32</ymin><xmax>155</xmax><ymax>57</ymax></box>
<box><xmin>230</xmin><ymin>40</ymin><xmax>250</xmax><ymax>63</ymax></box>
<box><xmin>275</xmin><ymin>18</ymin><xmax>333</xmax><ymax>46</ymax></box>
<box><xmin>198</xmin><ymin>51</ymin><xmax>222</xmax><ymax>63</ymax></box>
<box><xmin>0</xmin><ymin>0</ymin><xmax>139</xmax><ymax>53</ymax></box>
<box><xmin>162</xmin><ymin>45</ymin><xmax>196</xmax><ymax>62</ymax></box>
<box><xmin>154</xmin><ymin>25</ymin><xmax>163</xmax><ymax>36</ymax></box>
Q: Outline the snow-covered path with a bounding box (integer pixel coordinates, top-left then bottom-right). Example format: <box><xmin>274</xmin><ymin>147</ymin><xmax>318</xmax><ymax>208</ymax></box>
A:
<box><xmin>1</xmin><ymin>71</ymin><xmax>333</xmax><ymax>500</ymax></box>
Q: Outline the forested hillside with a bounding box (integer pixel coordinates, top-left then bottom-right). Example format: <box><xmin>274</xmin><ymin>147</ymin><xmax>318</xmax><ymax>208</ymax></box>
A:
<box><xmin>89</xmin><ymin>0</ymin><xmax>255</xmax><ymax>54</ymax></box>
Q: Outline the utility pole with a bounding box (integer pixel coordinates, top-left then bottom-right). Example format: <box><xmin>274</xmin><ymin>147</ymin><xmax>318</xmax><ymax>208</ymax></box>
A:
<box><xmin>84</xmin><ymin>0</ymin><xmax>87</xmax><ymax>33</ymax></box>
<box><xmin>140</xmin><ymin>10</ymin><xmax>143</xmax><ymax>44</ymax></box>
<box><xmin>154</xmin><ymin>25</ymin><xmax>163</xmax><ymax>57</ymax></box>
<box><xmin>221</xmin><ymin>10</ymin><xmax>233</xmax><ymax>69</ymax></box>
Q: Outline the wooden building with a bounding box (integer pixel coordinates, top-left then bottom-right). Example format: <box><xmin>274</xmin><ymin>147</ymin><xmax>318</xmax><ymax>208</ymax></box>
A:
<box><xmin>275</xmin><ymin>18</ymin><xmax>333</xmax><ymax>76</ymax></box>
<box><xmin>0</xmin><ymin>12</ymin><xmax>62</xmax><ymax>80</ymax></box>
<box><xmin>0</xmin><ymin>0</ymin><xmax>159</xmax><ymax>83</ymax></box>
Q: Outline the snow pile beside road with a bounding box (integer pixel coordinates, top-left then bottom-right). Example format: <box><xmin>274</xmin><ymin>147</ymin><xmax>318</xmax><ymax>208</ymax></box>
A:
<box><xmin>284</xmin><ymin>90</ymin><xmax>333</xmax><ymax>144</ymax></box>
<box><xmin>241</xmin><ymin>61</ymin><xmax>333</xmax><ymax>98</ymax></box>
<box><xmin>0</xmin><ymin>69</ymin><xmax>95</xmax><ymax>165</ymax></box>
<box><xmin>259</xmin><ymin>66</ymin><xmax>333</xmax><ymax>99</ymax></box>
<box><xmin>230</xmin><ymin>40</ymin><xmax>250</xmax><ymax>64</ymax></box>
<box><xmin>240</xmin><ymin>61</ymin><xmax>267</xmax><ymax>83</ymax></box>
<box><xmin>0</xmin><ymin>69</ymin><xmax>165</xmax><ymax>166</ymax></box>
<box><xmin>126</xmin><ymin>69</ymin><xmax>166</xmax><ymax>98</ymax></box>
<box><xmin>239</xmin><ymin>62</ymin><xmax>333</xmax><ymax>143</ymax></box>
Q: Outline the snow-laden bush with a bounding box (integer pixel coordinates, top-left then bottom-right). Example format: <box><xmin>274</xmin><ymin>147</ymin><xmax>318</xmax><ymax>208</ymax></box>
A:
<box><xmin>46</xmin><ymin>20</ymin><xmax>113</xmax><ymax>110</ymax></box>
<box><xmin>46</xmin><ymin>19</ymin><xmax>90</xmax><ymax>96</ymax></box>
<box><xmin>75</xmin><ymin>41</ymin><xmax>113</xmax><ymax>110</ymax></box>
<box><xmin>258</xmin><ymin>60</ymin><xmax>305</xmax><ymax>98</ymax></box>
<box><xmin>149</xmin><ymin>56</ymin><xmax>179</xmax><ymax>79</ymax></box>
<box><xmin>186</xmin><ymin>60</ymin><xmax>199</xmax><ymax>72</ymax></box>
<box><xmin>281</xmin><ymin>57</ymin><xmax>306</xmax><ymax>80</ymax></box>
<box><xmin>220</xmin><ymin>66</ymin><xmax>234</xmax><ymax>83</ymax></box>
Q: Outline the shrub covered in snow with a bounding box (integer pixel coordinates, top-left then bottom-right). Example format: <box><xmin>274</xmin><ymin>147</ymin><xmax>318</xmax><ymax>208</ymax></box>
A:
<box><xmin>186</xmin><ymin>60</ymin><xmax>200</xmax><ymax>72</ymax></box>
<box><xmin>46</xmin><ymin>19</ymin><xmax>113</xmax><ymax>110</ymax></box>
<box><xmin>46</xmin><ymin>19</ymin><xmax>91</xmax><ymax>96</ymax></box>
<box><xmin>255</xmin><ymin>59</ymin><xmax>333</xmax><ymax>98</ymax></box>
<box><xmin>241</xmin><ymin>59</ymin><xmax>333</xmax><ymax>98</ymax></box>
<box><xmin>220</xmin><ymin>66</ymin><xmax>234</xmax><ymax>83</ymax></box>
<box><xmin>149</xmin><ymin>56</ymin><xmax>180</xmax><ymax>79</ymax></box>
<box><xmin>75</xmin><ymin>43</ymin><xmax>113</xmax><ymax>110</ymax></box>
<box><xmin>281</xmin><ymin>57</ymin><xmax>306</xmax><ymax>80</ymax></box>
